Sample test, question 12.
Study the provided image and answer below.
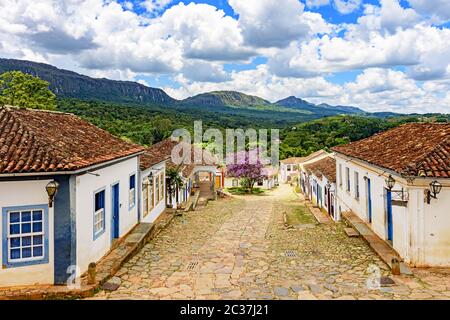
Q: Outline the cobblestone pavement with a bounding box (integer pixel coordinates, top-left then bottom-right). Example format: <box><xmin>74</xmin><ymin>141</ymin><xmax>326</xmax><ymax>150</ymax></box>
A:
<box><xmin>92</xmin><ymin>184</ymin><xmax>450</xmax><ymax>300</ymax></box>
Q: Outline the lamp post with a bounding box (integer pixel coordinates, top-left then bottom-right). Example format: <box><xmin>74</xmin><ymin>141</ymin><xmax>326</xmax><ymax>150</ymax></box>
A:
<box><xmin>427</xmin><ymin>180</ymin><xmax>442</xmax><ymax>204</ymax></box>
<box><xmin>46</xmin><ymin>180</ymin><xmax>59</xmax><ymax>208</ymax></box>
<box><xmin>385</xmin><ymin>174</ymin><xmax>395</xmax><ymax>190</ymax></box>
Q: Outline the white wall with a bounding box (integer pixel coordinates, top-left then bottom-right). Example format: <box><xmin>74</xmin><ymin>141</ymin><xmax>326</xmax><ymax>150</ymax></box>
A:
<box><xmin>141</xmin><ymin>162</ymin><xmax>166</xmax><ymax>223</ymax></box>
<box><xmin>0</xmin><ymin>179</ymin><xmax>54</xmax><ymax>286</ymax></box>
<box><xmin>422</xmin><ymin>187</ymin><xmax>450</xmax><ymax>266</ymax></box>
<box><xmin>280</xmin><ymin>163</ymin><xmax>298</xmax><ymax>183</ymax></box>
<box><xmin>75</xmin><ymin>157</ymin><xmax>140</xmax><ymax>274</ymax></box>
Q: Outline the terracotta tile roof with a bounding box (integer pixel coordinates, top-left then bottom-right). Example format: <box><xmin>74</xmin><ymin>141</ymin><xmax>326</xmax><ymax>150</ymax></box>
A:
<box><xmin>332</xmin><ymin>123</ymin><xmax>450</xmax><ymax>178</ymax></box>
<box><xmin>300</xmin><ymin>150</ymin><xmax>329</xmax><ymax>163</ymax></box>
<box><xmin>304</xmin><ymin>156</ymin><xmax>336</xmax><ymax>183</ymax></box>
<box><xmin>280</xmin><ymin>157</ymin><xmax>304</xmax><ymax>164</ymax></box>
<box><xmin>0</xmin><ymin>106</ymin><xmax>145</xmax><ymax>174</ymax></box>
<box><xmin>140</xmin><ymin>139</ymin><xmax>173</xmax><ymax>170</ymax></box>
<box><xmin>280</xmin><ymin>150</ymin><xmax>329</xmax><ymax>165</ymax></box>
<box><xmin>141</xmin><ymin>138</ymin><xmax>220</xmax><ymax>177</ymax></box>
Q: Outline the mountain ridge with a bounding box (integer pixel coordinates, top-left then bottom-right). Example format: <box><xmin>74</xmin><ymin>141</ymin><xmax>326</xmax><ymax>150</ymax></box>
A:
<box><xmin>0</xmin><ymin>57</ymin><xmax>367</xmax><ymax>118</ymax></box>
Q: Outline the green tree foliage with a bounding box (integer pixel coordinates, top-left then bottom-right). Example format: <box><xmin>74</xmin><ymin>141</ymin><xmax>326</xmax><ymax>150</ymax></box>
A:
<box><xmin>166</xmin><ymin>166</ymin><xmax>184</xmax><ymax>206</ymax></box>
<box><xmin>0</xmin><ymin>71</ymin><xmax>56</xmax><ymax>110</ymax></box>
<box><xmin>279</xmin><ymin>115</ymin><xmax>427</xmax><ymax>159</ymax></box>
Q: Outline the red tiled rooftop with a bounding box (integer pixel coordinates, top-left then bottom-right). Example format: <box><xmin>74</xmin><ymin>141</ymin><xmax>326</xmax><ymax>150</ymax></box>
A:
<box><xmin>304</xmin><ymin>156</ymin><xmax>336</xmax><ymax>182</ymax></box>
<box><xmin>0</xmin><ymin>106</ymin><xmax>145</xmax><ymax>174</ymax></box>
<box><xmin>332</xmin><ymin>123</ymin><xmax>450</xmax><ymax>178</ymax></box>
<box><xmin>140</xmin><ymin>139</ymin><xmax>174</xmax><ymax>170</ymax></box>
<box><xmin>280</xmin><ymin>150</ymin><xmax>329</xmax><ymax>165</ymax></box>
<box><xmin>280</xmin><ymin>157</ymin><xmax>304</xmax><ymax>164</ymax></box>
<box><xmin>141</xmin><ymin>138</ymin><xmax>219</xmax><ymax>177</ymax></box>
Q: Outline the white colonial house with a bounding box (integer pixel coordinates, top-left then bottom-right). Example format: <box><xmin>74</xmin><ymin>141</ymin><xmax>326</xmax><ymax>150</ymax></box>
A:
<box><xmin>281</xmin><ymin>150</ymin><xmax>329</xmax><ymax>184</ymax></box>
<box><xmin>279</xmin><ymin>157</ymin><xmax>302</xmax><ymax>183</ymax></box>
<box><xmin>332</xmin><ymin>123</ymin><xmax>450</xmax><ymax>267</ymax></box>
<box><xmin>0</xmin><ymin>106</ymin><xmax>145</xmax><ymax>287</ymax></box>
<box><xmin>301</xmin><ymin>156</ymin><xmax>338</xmax><ymax>220</ymax></box>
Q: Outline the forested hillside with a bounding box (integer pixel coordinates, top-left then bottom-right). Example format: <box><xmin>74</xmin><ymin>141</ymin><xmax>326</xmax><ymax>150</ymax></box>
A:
<box><xmin>279</xmin><ymin>115</ymin><xmax>448</xmax><ymax>159</ymax></box>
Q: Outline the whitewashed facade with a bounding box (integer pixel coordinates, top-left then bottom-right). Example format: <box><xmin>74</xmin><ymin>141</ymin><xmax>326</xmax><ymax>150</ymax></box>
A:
<box><xmin>335</xmin><ymin>154</ymin><xmax>450</xmax><ymax>267</ymax></box>
<box><xmin>299</xmin><ymin>155</ymin><xmax>337</xmax><ymax>220</ymax></box>
<box><xmin>140</xmin><ymin>160</ymin><xmax>167</xmax><ymax>224</ymax></box>
<box><xmin>0</xmin><ymin>155</ymin><xmax>142</xmax><ymax>287</ymax></box>
<box><xmin>279</xmin><ymin>158</ymin><xmax>301</xmax><ymax>183</ymax></box>
<box><xmin>0</xmin><ymin>106</ymin><xmax>145</xmax><ymax>287</ymax></box>
<box><xmin>75</xmin><ymin>157</ymin><xmax>141</xmax><ymax>275</ymax></box>
<box><xmin>332</xmin><ymin>122</ymin><xmax>450</xmax><ymax>267</ymax></box>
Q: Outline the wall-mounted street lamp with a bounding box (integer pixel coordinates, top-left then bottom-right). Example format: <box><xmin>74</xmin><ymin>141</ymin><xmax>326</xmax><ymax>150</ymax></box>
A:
<box><xmin>149</xmin><ymin>172</ymin><xmax>154</xmax><ymax>186</ymax></box>
<box><xmin>385</xmin><ymin>174</ymin><xmax>396</xmax><ymax>190</ymax></box>
<box><xmin>384</xmin><ymin>174</ymin><xmax>409</xmax><ymax>202</ymax></box>
<box><xmin>426</xmin><ymin>180</ymin><xmax>442</xmax><ymax>204</ymax></box>
<box><xmin>325</xmin><ymin>181</ymin><xmax>335</xmax><ymax>194</ymax></box>
<box><xmin>143</xmin><ymin>172</ymin><xmax>154</xmax><ymax>188</ymax></box>
<box><xmin>46</xmin><ymin>180</ymin><xmax>59</xmax><ymax>208</ymax></box>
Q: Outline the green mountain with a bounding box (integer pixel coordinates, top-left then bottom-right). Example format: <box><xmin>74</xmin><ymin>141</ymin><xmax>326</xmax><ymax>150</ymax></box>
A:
<box><xmin>182</xmin><ymin>90</ymin><xmax>271</xmax><ymax>107</ymax></box>
<box><xmin>276</xmin><ymin>96</ymin><xmax>364</xmax><ymax>116</ymax></box>
<box><xmin>0</xmin><ymin>58</ymin><xmax>175</xmax><ymax>105</ymax></box>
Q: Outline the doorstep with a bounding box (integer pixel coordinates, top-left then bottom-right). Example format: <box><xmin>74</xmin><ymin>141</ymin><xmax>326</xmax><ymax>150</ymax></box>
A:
<box><xmin>0</xmin><ymin>210</ymin><xmax>176</xmax><ymax>300</ymax></box>
<box><xmin>342</xmin><ymin>211</ymin><xmax>413</xmax><ymax>275</ymax></box>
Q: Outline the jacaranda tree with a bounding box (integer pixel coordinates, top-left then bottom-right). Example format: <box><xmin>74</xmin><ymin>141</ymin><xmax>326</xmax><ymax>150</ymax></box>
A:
<box><xmin>226</xmin><ymin>149</ymin><xmax>267</xmax><ymax>193</ymax></box>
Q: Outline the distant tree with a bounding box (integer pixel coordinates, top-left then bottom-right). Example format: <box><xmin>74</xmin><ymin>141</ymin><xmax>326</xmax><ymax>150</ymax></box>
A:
<box><xmin>226</xmin><ymin>150</ymin><xmax>267</xmax><ymax>193</ymax></box>
<box><xmin>151</xmin><ymin>117</ymin><xmax>172</xmax><ymax>143</ymax></box>
<box><xmin>0</xmin><ymin>71</ymin><xmax>56</xmax><ymax>110</ymax></box>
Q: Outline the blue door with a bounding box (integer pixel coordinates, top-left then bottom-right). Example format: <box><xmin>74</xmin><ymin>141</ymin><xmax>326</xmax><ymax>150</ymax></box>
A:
<box><xmin>367</xmin><ymin>178</ymin><xmax>372</xmax><ymax>223</ymax></box>
<box><xmin>386</xmin><ymin>189</ymin><xmax>393</xmax><ymax>241</ymax></box>
<box><xmin>111</xmin><ymin>183</ymin><xmax>120</xmax><ymax>239</ymax></box>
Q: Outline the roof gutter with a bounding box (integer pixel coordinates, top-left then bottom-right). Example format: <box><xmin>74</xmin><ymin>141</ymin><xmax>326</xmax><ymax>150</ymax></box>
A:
<box><xmin>0</xmin><ymin>151</ymin><xmax>145</xmax><ymax>178</ymax></box>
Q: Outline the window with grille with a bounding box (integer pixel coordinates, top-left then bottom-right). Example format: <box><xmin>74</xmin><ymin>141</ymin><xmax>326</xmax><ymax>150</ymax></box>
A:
<box><xmin>94</xmin><ymin>190</ymin><xmax>105</xmax><ymax>239</ymax></box>
<box><xmin>7</xmin><ymin>209</ymin><xmax>44</xmax><ymax>263</ymax></box>
<box><xmin>129</xmin><ymin>174</ymin><xmax>136</xmax><ymax>209</ymax></box>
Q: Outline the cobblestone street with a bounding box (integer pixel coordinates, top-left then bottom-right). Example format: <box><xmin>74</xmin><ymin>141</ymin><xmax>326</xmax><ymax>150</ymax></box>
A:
<box><xmin>93</xmin><ymin>184</ymin><xmax>450</xmax><ymax>300</ymax></box>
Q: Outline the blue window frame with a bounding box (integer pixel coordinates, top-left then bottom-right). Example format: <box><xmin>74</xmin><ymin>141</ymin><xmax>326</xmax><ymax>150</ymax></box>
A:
<box><xmin>2</xmin><ymin>204</ymin><xmax>49</xmax><ymax>268</ymax></box>
<box><xmin>129</xmin><ymin>173</ymin><xmax>136</xmax><ymax>209</ymax></box>
<box><xmin>93</xmin><ymin>189</ymin><xmax>106</xmax><ymax>240</ymax></box>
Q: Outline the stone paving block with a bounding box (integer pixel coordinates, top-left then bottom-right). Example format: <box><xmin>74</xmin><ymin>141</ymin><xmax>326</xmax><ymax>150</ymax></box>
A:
<box><xmin>83</xmin><ymin>185</ymin><xmax>449</xmax><ymax>301</ymax></box>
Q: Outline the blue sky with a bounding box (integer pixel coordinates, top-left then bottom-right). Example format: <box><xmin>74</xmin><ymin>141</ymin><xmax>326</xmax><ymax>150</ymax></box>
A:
<box><xmin>1</xmin><ymin>0</ymin><xmax>450</xmax><ymax>113</ymax></box>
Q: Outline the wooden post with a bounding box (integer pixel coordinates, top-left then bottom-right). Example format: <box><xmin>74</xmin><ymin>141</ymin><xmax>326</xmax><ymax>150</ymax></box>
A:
<box><xmin>391</xmin><ymin>258</ymin><xmax>400</xmax><ymax>275</ymax></box>
<box><xmin>88</xmin><ymin>262</ymin><xmax>97</xmax><ymax>284</ymax></box>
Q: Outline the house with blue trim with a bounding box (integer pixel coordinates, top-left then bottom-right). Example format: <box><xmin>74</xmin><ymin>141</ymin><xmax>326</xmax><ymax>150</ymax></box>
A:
<box><xmin>0</xmin><ymin>106</ymin><xmax>145</xmax><ymax>287</ymax></box>
<box><xmin>139</xmin><ymin>142</ymin><xmax>170</xmax><ymax>223</ymax></box>
<box><xmin>332</xmin><ymin>123</ymin><xmax>450</xmax><ymax>267</ymax></box>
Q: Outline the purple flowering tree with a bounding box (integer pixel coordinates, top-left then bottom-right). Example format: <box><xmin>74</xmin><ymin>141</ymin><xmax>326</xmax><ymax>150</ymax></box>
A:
<box><xmin>226</xmin><ymin>150</ymin><xmax>267</xmax><ymax>193</ymax></box>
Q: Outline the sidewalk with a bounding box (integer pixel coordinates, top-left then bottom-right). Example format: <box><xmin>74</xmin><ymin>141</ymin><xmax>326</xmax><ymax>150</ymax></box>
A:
<box><xmin>342</xmin><ymin>210</ymin><xmax>413</xmax><ymax>275</ymax></box>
